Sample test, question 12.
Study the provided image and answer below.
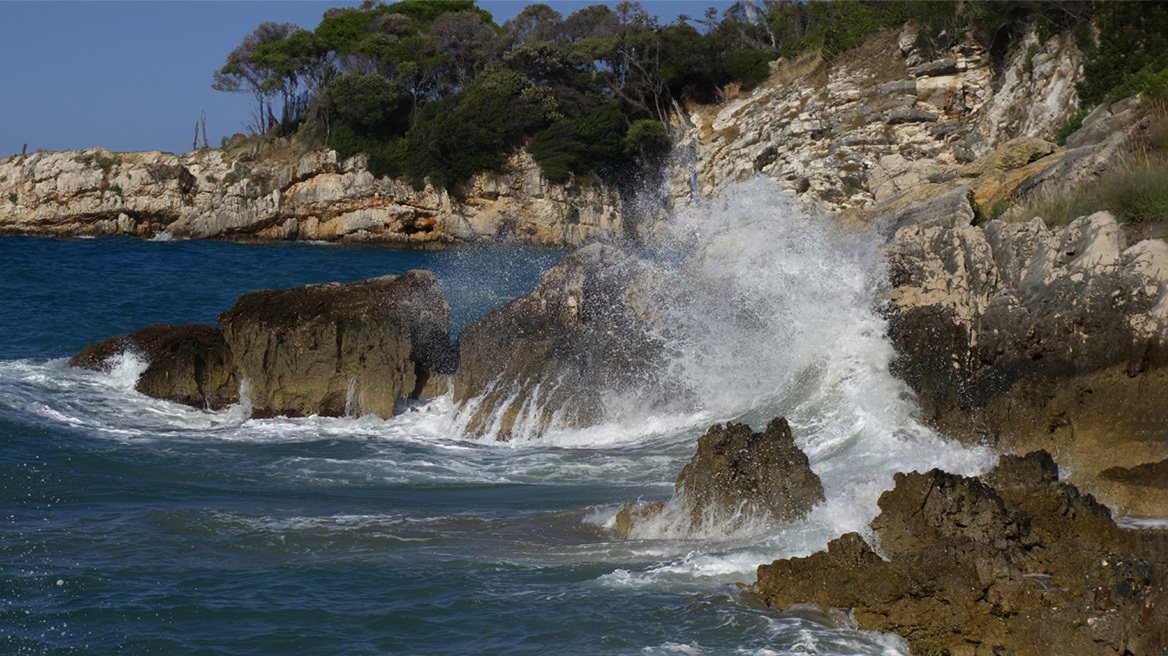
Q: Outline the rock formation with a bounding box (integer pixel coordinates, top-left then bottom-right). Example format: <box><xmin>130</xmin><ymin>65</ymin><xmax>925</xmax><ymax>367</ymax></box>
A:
<box><xmin>219</xmin><ymin>270</ymin><xmax>455</xmax><ymax>418</ymax></box>
<box><xmin>616</xmin><ymin>418</ymin><xmax>824</xmax><ymax>538</ymax></box>
<box><xmin>663</xmin><ymin>24</ymin><xmax>1087</xmax><ymax>228</ymax></box>
<box><xmin>752</xmin><ymin>452</ymin><xmax>1168</xmax><ymax>656</ymax></box>
<box><xmin>452</xmin><ymin>243</ymin><xmax>666</xmax><ymax>437</ymax></box>
<box><xmin>882</xmin><ymin>182</ymin><xmax>1168</xmax><ymax>514</ymax></box>
<box><xmin>70</xmin><ymin>323</ymin><xmax>238</xmax><ymax>410</ymax></box>
<box><xmin>0</xmin><ymin>148</ymin><xmax>623</xmax><ymax>247</ymax></box>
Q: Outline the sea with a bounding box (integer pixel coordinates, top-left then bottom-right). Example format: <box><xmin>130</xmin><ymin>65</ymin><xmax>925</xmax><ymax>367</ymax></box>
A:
<box><xmin>0</xmin><ymin>182</ymin><xmax>996</xmax><ymax>655</ymax></box>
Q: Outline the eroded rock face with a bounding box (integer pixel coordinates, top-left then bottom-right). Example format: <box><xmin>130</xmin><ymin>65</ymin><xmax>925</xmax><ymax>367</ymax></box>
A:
<box><xmin>753</xmin><ymin>452</ymin><xmax>1168</xmax><ymax>656</ymax></box>
<box><xmin>885</xmin><ymin>204</ymin><xmax>1168</xmax><ymax>514</ymax></box>
<box><xmin>219</xmin><ymin>270</ymin><xmax>455</xmax><ymax>418</ymax></box>
<box><xmin>663</xmin><ymin>25</ymin><xmax>1086</xmax><ymax>228</ymax></box>
<box><xmin>0</xmin><ymin>149</ymin><xmax>623</xmax><ymax>248</ymax></box>
<box><xmin>70</xmin><ymin>323</ymin><xmax>239</xmax><ymax>410</ymax></box>
<box><xmin>616</xmin><ymin>418</ymin><xmax>824</xmax><ymax>538</ymax></box>
<box><xmin>452</xmin><ymin>243</ymin><xmax>666</xmax><ymax>437</ymax></box>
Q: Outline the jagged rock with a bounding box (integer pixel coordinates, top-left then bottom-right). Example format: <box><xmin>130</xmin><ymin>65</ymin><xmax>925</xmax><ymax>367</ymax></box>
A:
<box><xmin>616</xmin><ymin>418</ymin><xmax>824</xmax><ymax>538</ymax></box>
<box><xmin>753</xmin><ymin>452</ymin><xmax>1168</xmax><ymax>656</ymax></box>
<box><xmin>958</xmin><ymin>136</ymin><xmax>1058</xmax><ymax>177</ymax></box>
<box><xmin>676</xmin><ymin>418</ymin><xmax>824</xmax><ymax>528</ymax></box>
<box><xmin>614</xmin><ymin>501</ymin><xmax>664</xmax><ymax>538</ymax></box>
<box><xmin>913</xmin><ymin>57</ymin><xmax>958</xmax><ymax>77</ymax></box>
<box><xmin>885</xmin><ymin>205</ymin><xmax>1168</xmax><ymax>514</ymax></box>
<box><xmin>882</xmin><ymin>185</ymin><xmax>974</xmax><ymax>233</ymax></box>
<box><xmin>219</xmin><ymin>270</ymin><xmax>455</xmax><ymax>419</ymax></box>
<box><xmin>877</xmin><ymin>79</ymin><xmax>917</xmax><ymax>97</ymax></box>
<box><xmin>1015</xmin><ymin>116</ymin><xmax>1145</xmax><ymax>203</ymax></box>
<box><xmin>1066</xmin><ymin>97</ymin><xmax>1142</xmax><ymax>150</ymax></box>
<box><xmin>886</xmin><ymin>107</ymin><xmax>939</xmax><ymax>124</ymax></box>
<box><xmin>452</xmin><ymin>244</ymin><xmax>666</xmax><ymax>437</ymax></box>
<box><xmin>0</xmin><ymin>148</ymin><xmax>623</xmax><ymax>248</ymax></box>
<box><xmin>70</xmin><ymin>323</ymin><xmax>238</xmax><ymax>410</ymax></box>
<box><xmin>667</xmin><ymin>24</ymin><xmax>1083</xmax><ymax>221</ymax></box>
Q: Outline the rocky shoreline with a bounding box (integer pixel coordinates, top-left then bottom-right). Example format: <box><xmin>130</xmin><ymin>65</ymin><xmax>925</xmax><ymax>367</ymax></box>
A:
<box><xmin>0</xmin><ymin>148</ymin><xmax>623</xmax><ymax>248</ymax></box>
<box><xmin>29</xmin><ymin>15</ymin><xmax>1168</xmax><ymax>655</ymax></box>
<box><xmin>753</xmin><ymin>451</ymin><xmax>1168</xmax><ymax>656</ymax></box>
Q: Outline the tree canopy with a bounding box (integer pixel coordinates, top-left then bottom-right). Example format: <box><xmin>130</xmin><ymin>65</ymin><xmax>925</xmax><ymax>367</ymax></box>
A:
<box><xmin>212</xmin><ymin>0</ymin><xmax>1145</xmax><ymax>191</ymax></box>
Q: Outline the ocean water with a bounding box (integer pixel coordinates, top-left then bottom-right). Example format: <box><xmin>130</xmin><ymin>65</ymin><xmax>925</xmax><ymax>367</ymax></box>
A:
<box><xmin>0</xmin><ymin>184</ymin><xmax>995</xmax><ymax>655</ymax></box>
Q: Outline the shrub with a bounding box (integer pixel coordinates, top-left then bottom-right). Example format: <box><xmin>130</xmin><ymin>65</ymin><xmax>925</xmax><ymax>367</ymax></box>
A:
<box><xmin>528</xmin><ymin>121</ymin><xmax>585</xmax><ymax>183</ymax></box>
<box><xmin>624</xmin><ymin>119</ymin><xmax>670</xmax><ymax>164</ymax></box>
<box><xmin>1079</xmin><ymin>2</ymin><xmax>1168</xmax><ymax>106</ymax></box>
<box><xmin>6</xmin><ymin>191</ymin><xmax>16</xmax><ymax>203</ymax></box>
<box><xmin>1054</xmin><ymin>108</ymin><xmax>1089</xmax><ymax>146</ymax></box>
<box><xmin>1024</xmin><ymin>44</ymin><xmax>1041</xmax><ymax>75</ymax></box>
<box><xmin>222</xmin><ymin>162</ymin><xmax>251</xmax><ymax>186</ymax></box>
<box><xmin>723</xmin><ymin>49</ymin><xmax>777</xmax><ymax>89</ymax></box>
<box><xmin>73</xmin><ymin>152</ymin><xmax>121</xmax><ymax>170</ymax></box>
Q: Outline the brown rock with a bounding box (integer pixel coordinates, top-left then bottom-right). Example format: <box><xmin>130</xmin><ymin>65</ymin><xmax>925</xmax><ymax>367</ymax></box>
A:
<box><xmin>885</xmin><ymin>206</ymin><xmax>1168</xmax><ymax>515</ymax></box>
<box><xmin>70</xmin><ymin>323</ymin><xmax>238</xmax><ymax>410</ymax></box>
<box><xmin>614</xmin><ymin>501</ymin><xmax>664</xmax><ymax>539</ymax></box>
<box><xmin>753</xmin><ymin>453</ymin><xmax>1168</xmax><ymax>656</ymax></box>
<box><xmin>219</xmin><ymin>270</ymin><xmax>454</xmax><ymax>418</ymax></box>
<box><xmin>616</xmin><ymin>418</ymin><xmax>824</xmax><ymax>538</ymax></box>
<box><xmin>676</xmin><ymin>418</ymin><xmax>825</xmax><ymax>530</ymax></box>
<box><xmin>958</xmin><ymin>136</ymin><xmax>1058</xmax><ymax>178</ymax></box>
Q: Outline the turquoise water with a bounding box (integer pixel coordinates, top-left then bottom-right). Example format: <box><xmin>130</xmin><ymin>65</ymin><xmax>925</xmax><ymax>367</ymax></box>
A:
<box><xmin>0</xmin><ymin>192</ymin><xmax>993</xmax><ymax>655</ymax></box>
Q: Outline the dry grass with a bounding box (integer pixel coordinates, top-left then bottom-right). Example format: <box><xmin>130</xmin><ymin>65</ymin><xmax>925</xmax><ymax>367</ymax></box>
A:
<box><xmin>830</xmin><ymin>29</ymin><xmax>909</xmax><ymax>85</ymax></box>
<box><xmin>770</xmin><ymin>50</ymin><xmax>828</xmax><ymax>88</ymax></box>
<box><xmin>1006</xmin><ymin>112</ymin><xmax>1168</xmax><ymax>238</ymax></box>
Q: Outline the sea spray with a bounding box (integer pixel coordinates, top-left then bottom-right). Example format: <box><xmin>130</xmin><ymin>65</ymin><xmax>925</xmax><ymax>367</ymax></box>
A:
<box><xmin>0</xmin><ymin>232</ymin><xmax>979</xmax><ymax>655</ymax></box>
<box><xmin>598</xmin><ymin>178</ymin><xmax>996</xmax><ymax>542</ymax></box>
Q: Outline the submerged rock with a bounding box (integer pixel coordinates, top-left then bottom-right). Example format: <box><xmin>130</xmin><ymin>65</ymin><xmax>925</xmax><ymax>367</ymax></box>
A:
<box><xmin>70</xmin><ymin>323</ymin><xmax>239</xmax><ymax>410</ymax></box>
<box><xmin>219</xmin><ymin>270</ymin><xmax>455</xmax><ymax>418</ymax></box>
<box><xmin>616</xmin><ymin>418</ymin><xmax>824</xmax><ymax>538</ymax></box>
<box><xmin>452</xmin><ymin>243</ymin><xmax>666</xmax><ymax>437</ymax></box>
<box><xmin>753</xmin><ymin>452</ymin><xmax>1168</xmax><ymax>656</ymax></box>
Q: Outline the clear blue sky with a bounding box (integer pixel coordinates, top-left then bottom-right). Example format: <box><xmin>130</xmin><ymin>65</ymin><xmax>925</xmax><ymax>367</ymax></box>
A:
<box><xmin>1</xmin><ymin>1</ymin><xmax>736</xmax><ymax>157</ymax></box>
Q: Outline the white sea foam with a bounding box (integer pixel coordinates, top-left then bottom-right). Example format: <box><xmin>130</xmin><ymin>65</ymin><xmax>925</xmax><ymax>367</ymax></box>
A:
<box><xmin>0</xmin><ymin>179</ymin><xmax>995</xmax><ymax>637</ymax></box>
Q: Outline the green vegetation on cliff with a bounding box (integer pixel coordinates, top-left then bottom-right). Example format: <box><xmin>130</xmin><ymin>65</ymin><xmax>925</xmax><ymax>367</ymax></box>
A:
<box><xmin>211</xmin><ymin>0</ymin><xmax>1164</xmax><ymax>191</ymax></box>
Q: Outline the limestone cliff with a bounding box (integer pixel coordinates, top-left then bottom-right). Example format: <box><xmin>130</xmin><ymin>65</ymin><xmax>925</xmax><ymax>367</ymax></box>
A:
<box><xmin>0</xmin><ymin>147</ymin><xmax>622</xmax><ymax>248</ymax></box>
<box><xmin>661</xmin><ymin>25</ymin><xmax>1086</xmax><ymax>226</ymax></box>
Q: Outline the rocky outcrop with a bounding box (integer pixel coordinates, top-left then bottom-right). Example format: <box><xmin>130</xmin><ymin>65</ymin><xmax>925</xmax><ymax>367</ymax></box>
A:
<box><xmin>884</xmin><ymin>190</ymin><xmax>1168</xmax><ymax>514</ymax></box>
<box><xmin>219</xmin><ymin>270</ymin><xmax>454</xmax><ymax>419</ymax></box>
<box><xmin>0</xmin><ymin>148</ymin><xmax>623</xmax><ymax>247</ymax></box>
<box><xmin>663</xmin><ymin>25</ymin><xmax>1086</xmax><ymax>227</ymax></box>
<box><xmin>616</xmin><ymin>418</ymin><xmax>824</xmax><ymax>538</ymax></box>
<box><xmin>753</xmin><ymin>452</ymin><xmax>1168</xmax><ymax>656</ymax></box>
<box><xmin>452</xmin><ymin>243</ymin><xmax>666</xmax><ymax>437</ymax></box>
<box><xmin>70</xmin><ymin>323</ymin><xmax>238</xmax><ymax>410</ymax></box>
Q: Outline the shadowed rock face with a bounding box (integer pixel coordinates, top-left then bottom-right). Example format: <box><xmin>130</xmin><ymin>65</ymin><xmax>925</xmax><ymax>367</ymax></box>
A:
<box><xmin>452</xmin><ymin>243</ymin><xmax>667</xmax><ymax>437</ymax></box>
<box><xmin>753</xmin><ymin>452</ymin><xmax>1168</xmax><ymax>656</ymax></box>
<box><xmin>616</xmin><ymin>418</ymin><xmax>824</xmax><ymax>538</ymax></box>
<box><xmin>884</xmin><ymin>203</ymin><xmax>1168</xmax><ymax>514</ymax></box>
<box><xmin>70</xmin><ymin>323</ymin><xmax>239</xmax><ymax>410</ymax></box>
<box><xmin>219</xmin><ymin>270</ymin><xmax>455</xmax><ymax>418</ymax></box>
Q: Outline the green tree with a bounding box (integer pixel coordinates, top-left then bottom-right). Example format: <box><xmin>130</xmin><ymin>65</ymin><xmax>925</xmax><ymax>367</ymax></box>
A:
<box><xmin>213</xmin><ymin>21</ymin><xmax>300</xmax><ymax>133</ymax></box>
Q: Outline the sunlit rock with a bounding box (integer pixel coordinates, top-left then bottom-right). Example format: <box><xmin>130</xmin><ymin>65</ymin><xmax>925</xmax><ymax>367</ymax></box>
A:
<box><xmin>753</xmin><ymin>452</ymin><xmax>1168</xmax><ymax>656</ymax></box>
<box><xmin>885</xmin><ymin>200</ymin><xmax>1168</xmax><ymax>515</ymax></box>
<box><xmin>219</xmin><ymin>270</ymin><xmax>455</xmax><ymax>419</ymax></box>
